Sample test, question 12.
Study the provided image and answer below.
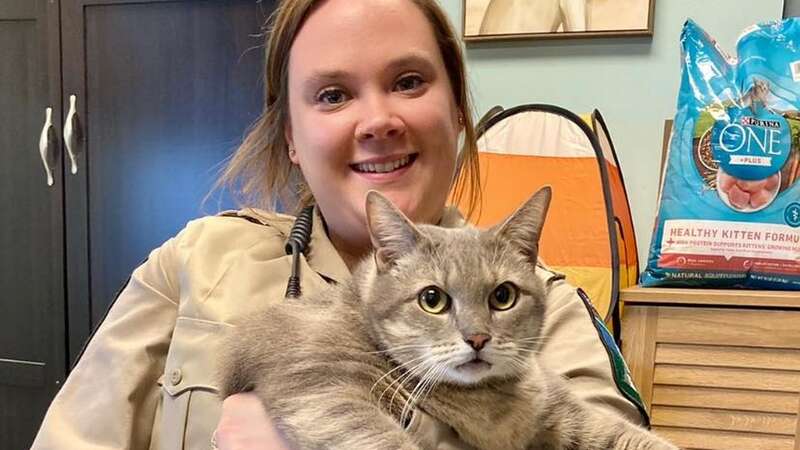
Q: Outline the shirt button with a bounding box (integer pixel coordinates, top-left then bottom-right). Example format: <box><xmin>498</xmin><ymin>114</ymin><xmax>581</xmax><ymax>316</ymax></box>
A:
<box><xmin>169</xmin><ymin>368</ymin><xmax>182</xmax><ymax>386</ymax></box>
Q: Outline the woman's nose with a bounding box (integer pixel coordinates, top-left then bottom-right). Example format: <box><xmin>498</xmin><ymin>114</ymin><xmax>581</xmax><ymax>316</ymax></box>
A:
<box><xmin>355</xmin><ymin>98</ymin><xmax>405</xmax><ymax>142</ymax></box>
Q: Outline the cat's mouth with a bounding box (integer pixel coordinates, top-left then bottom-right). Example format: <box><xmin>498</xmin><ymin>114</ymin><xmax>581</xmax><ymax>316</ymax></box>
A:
<box><xmin>456</xmin><ymin>358</ymin><xmax>492</xmax><ymax>372</ymax></box>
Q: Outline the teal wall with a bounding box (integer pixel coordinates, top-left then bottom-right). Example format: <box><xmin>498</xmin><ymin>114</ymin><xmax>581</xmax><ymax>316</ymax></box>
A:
<box><xmin>441</xmin><ymin>0</ymin><xmax>784</xmax><ymax>265</ymax></box>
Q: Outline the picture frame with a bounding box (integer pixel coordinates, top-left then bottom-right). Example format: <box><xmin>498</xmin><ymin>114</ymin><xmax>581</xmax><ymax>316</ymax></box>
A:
<box><xmin>463</xmin><ymin>0</ymin><xmax>656</xmax><ymax>42</ymax></box>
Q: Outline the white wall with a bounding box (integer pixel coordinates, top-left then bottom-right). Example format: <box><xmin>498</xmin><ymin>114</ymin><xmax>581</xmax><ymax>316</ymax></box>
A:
<box><xmin>440</xmin><ymin>0</ymin><xmax>784</xmax><ymax>264</ymax></box>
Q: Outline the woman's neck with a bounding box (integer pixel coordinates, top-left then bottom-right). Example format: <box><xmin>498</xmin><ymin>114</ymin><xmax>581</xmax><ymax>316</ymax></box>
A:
<box><xmin>318</xmin><ymin>207</ymin><xmax>448</xmax><ymax>271</ymax></box>
<box><xmin>328</xmin><ymin>231</ymin><xmax>369</xmax><ymax>271</ymax></box>
<box><xmin>315</xmin><ymin>212</ymin><xmax>370</xmax><ymax>271</ymax></box>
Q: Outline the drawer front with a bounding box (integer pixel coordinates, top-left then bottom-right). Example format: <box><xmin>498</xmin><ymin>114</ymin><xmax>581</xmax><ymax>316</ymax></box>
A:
<box><xmin>623</xmin><ymin>306</ymin><xmax>800</xmax><ymax>450</ymax></box>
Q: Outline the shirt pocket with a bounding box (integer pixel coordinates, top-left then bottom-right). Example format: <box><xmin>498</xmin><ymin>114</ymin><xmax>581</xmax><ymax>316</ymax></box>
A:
<box><xmin>159</xmin><ymin>316</ymin><xmax>226</xmax><ymax>450</ymax></box>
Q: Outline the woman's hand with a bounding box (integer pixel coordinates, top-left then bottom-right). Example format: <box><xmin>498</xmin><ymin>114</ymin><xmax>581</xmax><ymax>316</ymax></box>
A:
<box><xmin>214</xmin><ymin>392</ymin><xmax>293</xmax><ymax>450</ymax></box>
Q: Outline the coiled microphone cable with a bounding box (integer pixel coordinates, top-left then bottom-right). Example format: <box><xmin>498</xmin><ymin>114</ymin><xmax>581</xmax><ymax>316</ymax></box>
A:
<box><xmin>284</xmin><ymin>205</ymin><xmax>314</xmax><ymax>299</ymax></box>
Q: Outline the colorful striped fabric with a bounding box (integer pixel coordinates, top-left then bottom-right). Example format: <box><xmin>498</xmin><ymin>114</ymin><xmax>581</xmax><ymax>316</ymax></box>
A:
<box><xmin>453</xmin><ymin>105</ymin><xmax>638</xmax><ymax>335</ymax></box>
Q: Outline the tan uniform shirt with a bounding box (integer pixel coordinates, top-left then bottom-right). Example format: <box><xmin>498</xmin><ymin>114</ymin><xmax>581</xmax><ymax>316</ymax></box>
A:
<box><xmin>32</xmin><ymin>207</ymin><xmax>645</xmax><ymax>450</ymax></box>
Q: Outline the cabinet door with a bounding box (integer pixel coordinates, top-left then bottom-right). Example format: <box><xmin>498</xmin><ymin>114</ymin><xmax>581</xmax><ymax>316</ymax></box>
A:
<box><xmin>60</xmin><ymin>0</ymin><xmax>271</xmax><ymax>364</ymax></box>
<box><xmin>0</xmin><ymin>0</ymin><xmax>65</xmax><ymax>448</ymax></box>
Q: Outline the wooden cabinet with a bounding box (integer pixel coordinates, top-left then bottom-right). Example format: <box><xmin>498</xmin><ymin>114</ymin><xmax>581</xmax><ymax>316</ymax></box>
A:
<box><xmin>0</xmin><ymin>0</ymin><xmax>273</xmax><ymax>446</ymax></box>
<box><xmin>1</xmin><ymin>2</ymin><xmax>65</xmax><ymax>448</ymax></box>
<box><xmin>621</xmin><ymin>287</ymin><xmax>800</xmax><ymax>450</ymax></box>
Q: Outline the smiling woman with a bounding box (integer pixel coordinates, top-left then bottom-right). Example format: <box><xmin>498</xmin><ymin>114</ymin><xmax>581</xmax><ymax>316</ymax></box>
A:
<box><xmin>283</xmin><ymin>0</ymin><xmax>462</xmax><ymax>268</ymax></box>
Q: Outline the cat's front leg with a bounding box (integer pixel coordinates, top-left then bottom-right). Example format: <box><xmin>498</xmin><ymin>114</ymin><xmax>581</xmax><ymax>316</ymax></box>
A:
<box><xmin>529</xmin><ymin>418</ymin><xmax>679</xmax><ymax>450</ymax></box>
<box><xmin>565</xmin><ymin>408</ymin><xmax>680</xmax><ymax>450</ymax></box>
<box><xmin>423</xmin><ymin>380</ymin><xmax>549</xmax><ymax>450</ymax></box>
<box><xmin>609</xmin><ymin>422</ymin><xmax>679</xmax><ymax>450</ymax></box>
<box><xmin>533</xmin><ymin>380</ymin><xmax>679</xmax><ymax>450</ymax></box>
<box><xmin>256</xmin><ymin>385</ymin><xmax>424</xmax><ymax>450</ymax></box>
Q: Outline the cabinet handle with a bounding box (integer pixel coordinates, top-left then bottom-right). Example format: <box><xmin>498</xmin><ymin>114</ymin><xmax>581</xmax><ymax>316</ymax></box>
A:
<box><xmin>63</xmin><ymin>94</ymin><xmax>83</xmax><ymax>174</ymax></box>
<box><xmin>38</xmin><ymin>107</ymin><xmax>55</xmax><ymax>186</ymax></box>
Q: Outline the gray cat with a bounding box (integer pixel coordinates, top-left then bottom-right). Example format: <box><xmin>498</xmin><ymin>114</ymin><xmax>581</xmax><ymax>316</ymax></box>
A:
<box><xmin>218</xmin><ymin>187</ymin><xmax>678</xmax><ymax>450</ymax></box>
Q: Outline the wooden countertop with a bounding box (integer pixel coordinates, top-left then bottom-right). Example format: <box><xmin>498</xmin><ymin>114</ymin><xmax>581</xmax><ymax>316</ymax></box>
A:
<box><xmin>621</xmin><ymin>285</ymin><xmax>800</xmax><ymax>309</ymax></box>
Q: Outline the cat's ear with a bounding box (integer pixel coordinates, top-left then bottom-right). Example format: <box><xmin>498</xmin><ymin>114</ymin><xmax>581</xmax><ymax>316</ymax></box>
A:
<box><xmin>490</xmin><ymin>186</ymin><xmax>552</xmax><ymax>265</ymax></box>
<box><xmin>365</xmin><ymin>191</ymin><xmax>424</xmax><ymax>272</ymax></box>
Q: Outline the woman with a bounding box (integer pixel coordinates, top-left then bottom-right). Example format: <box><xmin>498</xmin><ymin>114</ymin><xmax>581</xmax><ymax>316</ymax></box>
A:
<box><xmin>33</xmin><ymin>0</ymin><xmax>646</xmax><ymax>449</ymax></box>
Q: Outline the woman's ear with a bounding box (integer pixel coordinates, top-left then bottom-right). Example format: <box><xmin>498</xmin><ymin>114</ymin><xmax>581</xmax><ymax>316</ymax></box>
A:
<box><xmin>285</xmin><ymin>124</ymin><xmax>299</xmax><ymax>164</ymax></box>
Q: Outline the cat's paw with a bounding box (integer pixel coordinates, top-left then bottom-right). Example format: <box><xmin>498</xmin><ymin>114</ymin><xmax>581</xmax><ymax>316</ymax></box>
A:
<box><xmin>616</xmin><ymin>430</ymin><xmax>680</xmax><ymax>450</ymax></box>
<box><xmin>643</xmin><ymin>435</ymin><xmax>680</xmax><ymax>450</ymax></box>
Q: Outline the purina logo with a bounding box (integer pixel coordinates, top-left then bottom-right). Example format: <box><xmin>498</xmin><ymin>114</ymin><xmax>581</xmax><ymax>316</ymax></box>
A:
<box><xmin>716</xmin><ymin>118</ymin><xmax>783</xmax><ymax>156</ymax></box>
<box><xmin>740</xmin><ymin>116</ymin><xmax>781</xmax><ymax>129</ymax></box>
<box><xmin>711</xmin><ymin>106</ymin><xmax>791</xmax><ymax>181</ymax></box>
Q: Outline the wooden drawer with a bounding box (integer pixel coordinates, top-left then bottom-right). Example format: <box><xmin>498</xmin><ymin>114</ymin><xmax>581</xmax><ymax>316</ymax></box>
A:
<box><xmin>622</xmin><ymin>303</ymin><xmax>800</xmax><ymax>450</ymax></box>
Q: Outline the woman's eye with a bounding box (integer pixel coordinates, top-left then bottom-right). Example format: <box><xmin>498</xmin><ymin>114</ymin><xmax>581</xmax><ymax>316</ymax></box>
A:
<box><xmin>417</xmin><ymin>286</ymin><xmax>450</xmax><ymax>314</ymax></box>
<box><xmin>316</xmin><ymin>88</ymin><xmax>349</xmax><ymax>106</ymax></box>
<box><xmin>489</xmin><ymin>282</ymin><xmax>518</xmax><ymax>311</ymax></box>
<box><xmin>394</xmin><ymin>74</ymin><xmax>424</xmax><ymax>92</ymax></box>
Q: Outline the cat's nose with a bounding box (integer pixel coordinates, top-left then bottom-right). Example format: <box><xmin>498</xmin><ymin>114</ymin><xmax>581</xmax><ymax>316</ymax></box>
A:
<box><xmin>465</xmin><ymin>333</ymin><xmax>491</xmax><ymax>351</ymax></box>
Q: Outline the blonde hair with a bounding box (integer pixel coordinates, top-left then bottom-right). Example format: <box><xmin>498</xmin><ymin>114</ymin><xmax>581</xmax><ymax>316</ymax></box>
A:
<box><xmin>216</xmin><ymin>0</ymin><xmax>481</xmax><ymax>217</ymax></box>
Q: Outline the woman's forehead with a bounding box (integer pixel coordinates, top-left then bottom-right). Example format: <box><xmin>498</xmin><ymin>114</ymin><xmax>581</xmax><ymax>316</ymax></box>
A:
<box><xmin>288</xmin><ymin>0</ymin><xmax>444</xmax><ymax>78</ymax></box>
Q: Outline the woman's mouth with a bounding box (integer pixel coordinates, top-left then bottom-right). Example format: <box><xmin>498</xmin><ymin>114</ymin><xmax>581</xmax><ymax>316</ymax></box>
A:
<box><xmin>351</xmin><ymin>153</ymin><xmax>417</xmax><ymax>175</ymax></box>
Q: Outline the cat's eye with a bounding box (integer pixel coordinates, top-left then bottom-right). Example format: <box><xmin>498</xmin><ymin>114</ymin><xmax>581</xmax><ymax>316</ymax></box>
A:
<box><xmin>417</xmin><ymin>286</ymin><xmax>450</xmax><ymax>314</ymax></box>
<box><xmin>489</xmin><ymin>282</ymin><xmax>518</xmax><ymax>311</ymax></box>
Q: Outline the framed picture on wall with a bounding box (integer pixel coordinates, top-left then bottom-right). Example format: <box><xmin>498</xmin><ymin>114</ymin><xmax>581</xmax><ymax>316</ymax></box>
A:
<box><xmin>785</xmin><ymin>0</ymin><xmax>800</xmax><ymax>18</ymax></box>
<box><xmin>463</xmin><ymin>0</ymin><xmax>656</xmax><ymax>42</ymax></box>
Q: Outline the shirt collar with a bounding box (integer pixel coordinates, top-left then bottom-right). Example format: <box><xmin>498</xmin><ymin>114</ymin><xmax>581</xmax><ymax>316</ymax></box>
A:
<box><xmin>305</xmin><ymin>206</ymin><xmax>351</xmax><ymax>284</ymax></box>
<box><xmin>238</xmin><ymin>204</ymin><xmax>468</xmax><ymax>285</ymax></box>
<box><xmin>305</xmin><ymin>205</ymin><xmax>467</xmax><ymax>284</ymax></box>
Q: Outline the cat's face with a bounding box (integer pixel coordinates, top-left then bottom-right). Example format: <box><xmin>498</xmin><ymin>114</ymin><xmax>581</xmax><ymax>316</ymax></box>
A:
<box><xmin>360</xmin><ymin>188</ymin><xmax>551</xmax><ymax>386</ymax></box>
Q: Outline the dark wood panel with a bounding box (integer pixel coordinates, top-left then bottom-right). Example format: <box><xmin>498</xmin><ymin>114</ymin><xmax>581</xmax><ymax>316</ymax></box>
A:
<box><xmin>0</xmin><ymin>1</ymin><xmax>36</xmax><ymax>18</ymax></box>
<box><xmin>61</xmin><ymin>0</ymin><xmax>272</xmax><ymax>364</ymax></box>
<box><xmin>0</xmin><ymin>359</ymin><xmax>46</xmax><ymax>388</ymax></box>
<box><xmin>0</xmin><ymin>0</ymin><xmax>64</xmax><ymax>448</ymax></box>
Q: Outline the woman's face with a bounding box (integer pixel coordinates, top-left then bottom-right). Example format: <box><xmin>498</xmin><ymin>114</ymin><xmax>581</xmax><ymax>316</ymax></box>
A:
<box><xmin>286</xmin><ymin>0</ymin><xmax>461</xmax><ymax>258</ymax></box>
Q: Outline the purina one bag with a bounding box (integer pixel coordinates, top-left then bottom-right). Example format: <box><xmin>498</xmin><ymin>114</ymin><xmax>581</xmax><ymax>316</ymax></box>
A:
<box><xmin>641</xmin><ymin>19</ymin><xmax>800</xmax><ymax>289</ymax></box>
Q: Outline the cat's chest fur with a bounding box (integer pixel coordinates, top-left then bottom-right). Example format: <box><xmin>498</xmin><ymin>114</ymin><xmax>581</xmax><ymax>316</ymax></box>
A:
<box><xmin>315</xmin><ymin>298</ymin><xmax>550</xmax><ymax>450</ymax></box>
<box><xmin>416</xmin><ymin>363</ymin><xmax>550</xmax><ymax>450</ymax></box>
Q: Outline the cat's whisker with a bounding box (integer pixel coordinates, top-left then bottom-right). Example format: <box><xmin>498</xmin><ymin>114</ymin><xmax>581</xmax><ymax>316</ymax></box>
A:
<box><xmin>514</xmin><ymin>346</ymin><xmax>542</xmax><ymax>353</ymax></box>
<box><xmin>516</xmin><ymin>336</ymin><xmax>549</xmax><ymax>344</ymax></box>
<box><xmin>391</xmin><ymin>364</ymin><xmax>431</xmax><ymax>422</ymax></box>
<box><xmin>515</xmin><ymin>346</ymin><xmax>544</xmax><ymax>356</ymax></box>
<box><xmin>383</xmin><ymin>357</ymin><xmax>433</xmax><ymax>412</ymax></box>
<box><xmin>416</xmin><ymin>362</ymin><xmax>446</xmax><ymax>410</ymax></box>
<box><xmin>366</xmin><ymin>343</ymin><xmax>432</xmax><ymax>355</ymax></box>
<box><xmin>510</xmin><ymin>355</ymin><xmax>536</xmax><ymax>374</ymax></box>
<box><xmin>505</xmin><ymin>358</ymin><xmax>529</xmax><ymax>376</ymax></box>
<box><xmin>370</xmin><ymin>353</ymin><xmax>428</xmax><ymax>398</ymax></box>
<box><xmin>403</xmin><ymin>358</ymin><xmax>448</xmax><ymax>425</ymax></box>
<box><xmin>400</xmin><ymin>363</ymin><xmax>438</xmax><ymax>425</ymax></box>
<box><xmin>404</xmin><ymin>373</ymin><xmax>436</xmax><ymax>426</ymax></box>
<box><xmin>395</xmin><ymin>353</ymin><xmax>450</xmax><ymax>422</ymax></box>
<box><xmin>375</xmin><ymin>357</ymin><xmax>430</xmax><ymax>408</ymax></box>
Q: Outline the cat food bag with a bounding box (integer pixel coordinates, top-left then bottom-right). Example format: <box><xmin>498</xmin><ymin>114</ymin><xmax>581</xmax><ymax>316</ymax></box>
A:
<box><xmin>641</xmin><ymin>19</ymin><xmax>800</xmax><ymax>289</ymax></box>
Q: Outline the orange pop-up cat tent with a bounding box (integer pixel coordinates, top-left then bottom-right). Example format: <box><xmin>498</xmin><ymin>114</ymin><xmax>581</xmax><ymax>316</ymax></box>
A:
<box><xmin>455</xmin><ymin>105</ymin><xmax>638</xmax><ymax>341</ymax></box>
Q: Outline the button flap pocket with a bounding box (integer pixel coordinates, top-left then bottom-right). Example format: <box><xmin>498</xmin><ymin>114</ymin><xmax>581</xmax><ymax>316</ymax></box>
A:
<box><xmin>162</xmin><ymin>316</ymin><xmax>226</xmax><ymax>396</ymax></box>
